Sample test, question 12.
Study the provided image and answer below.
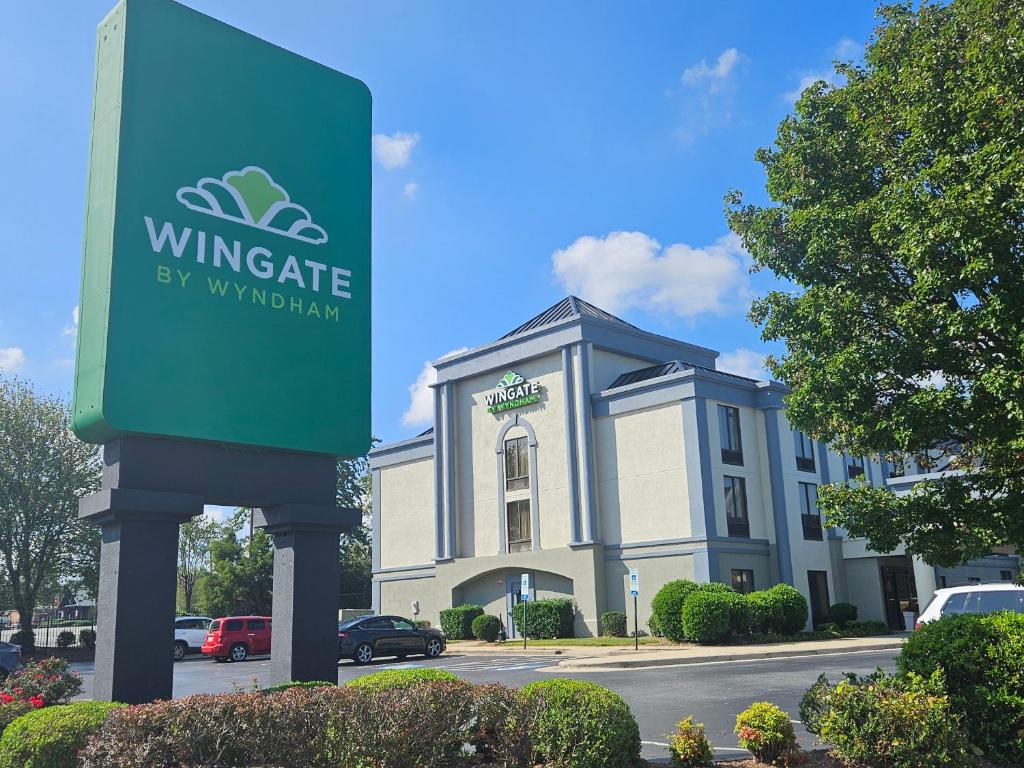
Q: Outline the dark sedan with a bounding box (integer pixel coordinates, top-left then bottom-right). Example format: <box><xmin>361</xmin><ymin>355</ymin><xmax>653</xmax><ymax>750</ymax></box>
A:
<box><xmin>338</xmin><ymin>615</ymin><xmax>445</xmax><ymax>665</ymax></box>
<box><xmin>0</xmin><ymin>641</ymin><xmax>23</xmax><ymax>679</ymax></box>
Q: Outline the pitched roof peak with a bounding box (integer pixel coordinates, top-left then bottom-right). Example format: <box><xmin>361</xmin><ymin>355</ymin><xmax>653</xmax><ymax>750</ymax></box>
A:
<box><xmin>499</xmin><ymin>295</ymin><xmax>639</xmax><ymax>340</ymax></box>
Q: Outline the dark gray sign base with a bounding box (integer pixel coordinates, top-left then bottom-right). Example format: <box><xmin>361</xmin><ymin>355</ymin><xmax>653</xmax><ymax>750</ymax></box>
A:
<box><xmin>80</xmin><ymin>436</ymin><xmax>358</xmax><ymax>704</ymax></box>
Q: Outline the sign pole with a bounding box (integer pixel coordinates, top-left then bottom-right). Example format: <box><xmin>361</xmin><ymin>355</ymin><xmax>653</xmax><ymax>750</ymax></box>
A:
<box><xmin>629</xmin><ymin>567</ymin><xmax>640</xmax><ymax>652</ymax></box>
<box><xmin>634</xmin><ymin>594</ymin><xmax>638</xmax><ymax>651</ymax></box>
<box><xmin>520</xmin><ymin>572</ymin><xmax>530</xmax><ymax>651</ymax></box>
<box><xmin>523</xmin><ymin>598</ymin><xmax>528</xmax><ymax>651</ymax></box>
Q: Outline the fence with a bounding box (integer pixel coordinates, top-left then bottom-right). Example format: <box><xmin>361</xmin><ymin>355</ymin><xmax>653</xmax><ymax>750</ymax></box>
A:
<box><xmin>0</xmin><ymin>616</ymin><xmax>98</xmax><ymax>648</ymax></box>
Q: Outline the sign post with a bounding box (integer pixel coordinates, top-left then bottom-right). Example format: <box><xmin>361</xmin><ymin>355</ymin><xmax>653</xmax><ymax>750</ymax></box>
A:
<box><xmin>629</xmin><ymin>568</ymin><xmax>640</xmax><ymax>651</ymax></box>
<box><xmin>520</xmin><ymin>573</ymin><xmax>530</xmax><ymax>651</ymax></box>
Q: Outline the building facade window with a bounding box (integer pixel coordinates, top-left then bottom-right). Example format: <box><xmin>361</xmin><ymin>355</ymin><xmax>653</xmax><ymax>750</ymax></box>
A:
<box><xmin>731</xmin><ymin>569</ymin><xmax>755</xmax><ymax>594</ymax></box>
<box><xmin>848</xmin><ymin>455</ymin><xmax>865</xmax><ymax>478</ymax></box>
<box><xmin>718</xmin><ymin>405</ymin><xmax>743</xmax><ymax>466</ymax></box>
<box><xmin>794</xmin><ymin>431</ymin><xmax>815</xmax><ymax>473</ymax></box>
<box><xmin>724</xmin><ymin>475</ymin><xmax>750</xmax><ymax>538</ymax></box>
<box><xmin>1001</xmin><ymin>570</ymin><xmax>1013</xmax><ymax>581</ymax></box>
<box><xmin>506</xmin><ymin>500</ymin><xmax>531</xmax><ymax>553</ymax></box>
<box><xmin>504</xmin><ymin>435</ymin><xmax>530</xmax><ymax>491</ymax></box>
<box><xmin>808</xmin><ymin>570</ymin><xmax>830</xmax><ymax>627</ymax></box>
<box><xmin>799</xmin><ymin>481</ymin><xmax>822</xmax><ymax>540</ymax></box>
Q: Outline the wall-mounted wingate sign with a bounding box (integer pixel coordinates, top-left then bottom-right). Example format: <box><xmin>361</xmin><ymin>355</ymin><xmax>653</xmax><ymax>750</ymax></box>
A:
<box><xmin>485</xmin><ymin>371</ymin><xmax>542</xmax><ymax>414</ymax></box>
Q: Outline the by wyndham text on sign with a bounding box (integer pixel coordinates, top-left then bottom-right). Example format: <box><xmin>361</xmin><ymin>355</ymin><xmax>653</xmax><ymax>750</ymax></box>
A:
<box><xmin>73</xmin><ymin>0</ymin><xmax>371</xmax><ymax>457</ymax></box>
<box><xmin>485</xmin><ymin>371</ymin><xmax>542</xmax><ymax>414</ymax></box>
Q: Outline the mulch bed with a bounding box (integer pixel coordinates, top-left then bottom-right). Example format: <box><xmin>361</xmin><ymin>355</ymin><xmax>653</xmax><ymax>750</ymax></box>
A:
<box><xmin>714</xmin><ymin>752</ymin><xmax>837</xmax><ymax>767</ymax></box>
<box><xmin>26</xmin><ymin>647</ymin><xmax>95</xmax><ymax>663</ymax></box>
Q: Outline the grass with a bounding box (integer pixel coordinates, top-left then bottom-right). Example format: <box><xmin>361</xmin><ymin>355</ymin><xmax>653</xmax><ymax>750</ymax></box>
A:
<box><xmin>512</xmin><ymin>636</ymin><xmax>664</xmax><ymax>647</ymax></box>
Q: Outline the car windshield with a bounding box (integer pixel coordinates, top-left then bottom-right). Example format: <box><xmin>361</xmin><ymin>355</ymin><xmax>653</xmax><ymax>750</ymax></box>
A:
<box><xmin>209</xmin><ymin>620</ymin><xmax>220</xmax><ymax>631</ymax></box>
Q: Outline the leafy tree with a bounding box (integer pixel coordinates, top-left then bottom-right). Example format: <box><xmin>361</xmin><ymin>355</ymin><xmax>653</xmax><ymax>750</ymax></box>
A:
<box><xmin>337</xmin><ymin>452</ymin><xmax>373</xmax><ymax>608</ymax></box>
<box><xmin>196</xmin><ymin>511</ymin><xmax>273</xmax><ymax>617</ymax></box>
<box><xmin>727</xmin><ymin>0</ymin><xmax>1024</xmax><ymax>565</ymax></box>
<box><xmin>0</xmin><ymin>378</ymin><xmax>101</xmax><ymax>631</ymax></box>
<box><xmin>177</xmin><ymin>515</ymin><xmax>218</xmax><ymax>614</ymax></box>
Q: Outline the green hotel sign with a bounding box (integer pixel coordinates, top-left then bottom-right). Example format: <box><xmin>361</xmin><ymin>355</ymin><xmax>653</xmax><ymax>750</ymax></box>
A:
<box><xmin>73</xmin><ymin>0</ymin><xmax>371</xmax><ymax>457</ymax></box>
<box><xmin>485</xmin><ymin>371</ymin><xmax>542</xmax><ymax>414</ymax></box>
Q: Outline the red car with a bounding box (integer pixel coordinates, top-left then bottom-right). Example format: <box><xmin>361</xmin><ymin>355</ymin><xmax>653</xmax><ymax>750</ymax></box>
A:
<box><xmin>201</xmin><ymin>616</ymin><xmax>272</xmax><ymax>662</ymax></box>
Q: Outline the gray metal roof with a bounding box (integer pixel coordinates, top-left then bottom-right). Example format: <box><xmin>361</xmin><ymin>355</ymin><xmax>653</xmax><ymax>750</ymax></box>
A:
<box><xmin>608</xmin><ymin>359</ymin><xmax>760</xmax><ymax>390</ymax></box>
<box><xmin>499</xmin><ymin>296</ymin><xmax>640</xmax><ymax>340</ymax></box>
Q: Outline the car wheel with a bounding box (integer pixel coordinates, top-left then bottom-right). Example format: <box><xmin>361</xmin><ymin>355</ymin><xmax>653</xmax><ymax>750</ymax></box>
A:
<box><xmin>353</xmin><ymin>642</ymin><xmax>373</xmax><ymax>665</ymax></box>
<box><xmin>229</xmin><ymin>643</ymin><xmax>248</xmax><ymax>662</ymax></box>
<box><xmin>425</xmin><ymin>638</ymin><xmax>443</xmax><ymax>658</ymax></box>
<box><xmin>173</xmin><ymin>641</ymin><xmax>188</xmax><ymax>662</ymax></box>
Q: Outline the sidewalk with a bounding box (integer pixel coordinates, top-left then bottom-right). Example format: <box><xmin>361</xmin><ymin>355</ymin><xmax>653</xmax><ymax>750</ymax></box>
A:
<box><xmin>448</xmin><ymin>635</ymin><xmax>906</xmax><ymax>670</ymax></box>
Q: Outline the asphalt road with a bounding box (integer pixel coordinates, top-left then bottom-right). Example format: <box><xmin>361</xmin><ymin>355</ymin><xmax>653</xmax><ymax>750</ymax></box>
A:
<box><xmin>73</xmin><ymin>648</ymin><xmax>898</xmax><ymax>763</ymax></box>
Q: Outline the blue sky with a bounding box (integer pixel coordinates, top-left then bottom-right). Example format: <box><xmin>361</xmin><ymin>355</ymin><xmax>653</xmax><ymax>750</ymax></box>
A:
<box><xmin>0</xmin><ymin>1</ymin><xmax>876</xmax><ymax>446</ymax></box>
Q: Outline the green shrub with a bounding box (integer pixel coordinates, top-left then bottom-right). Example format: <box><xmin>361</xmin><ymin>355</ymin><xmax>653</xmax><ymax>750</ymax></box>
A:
<box><xmin>7</xmin><ymin>630</ymin><xmax>32</xmax><ymax>651</ymax></box>
<box><xmin>77</xmin><ymin>629</ymin><xmax>96</xmax><ymax>649</ymax></box>
<box><xmin>734</xmin><ymin>701</ymin><xmax>799</xmax><ymax>765</ymax></box>
<box><xmin>681</xmin><ymin>591</ymin><xmax>733</xmax><ymax>644</ymax></box>
<box><xmin>439</xmin><ymin>604</ymin><xmax>484</xmax><ymax>639</ymax></box>
<box><xmin>648</xmin><ymin>613</ymin><xmax>662</xmax><ymax>637</ymax></box>
<box><xmin>898</xmin><ymin>611</ymin><xmax>1024</xmax><ymax>763</ymax></box>
<box><xmin>55</xmin><ymin>631</ymin><xmax>76</xmax><ymax>648</ymax></box>
<box><xmin>601</xmin><ymin>611</ymin><xmax>628</xmax><ymax>637</ymax></box>
<box><xmin>414</xmin><ymin>620</ymin><xmax>431</xmax><ymax>628</ymax></box>
<box><xmin>0</xmin><ymin>701</ymin><xmax>123</xmax><ymax>768</ymax></box>
<box><xmin>668</xmin><ymin>716</ymin><xmax>713</xmax><ymax>767</ymax></box>
<box><xmin>816</xmin><ymin>670</ymin><xmax>972</xmax><ymax>768</ymax></box>
<box><xmin>0</xmin><ymin>702</ymin><xmax>30</xmax><ymax>737</ymax></box>
<box><xmin>512</xmin><ymin>598</ymin><xmax>575</xmax><ymax>639</ymax></box>
<box><xmin>261</xmin><ymin>680</ymin><xmax>334</xmax><ymax>695</ymax></box>
<box><xmin>828</xmin><ymin>602</ymin><xmax>857</xmax><ymax>628</ymax></box>
<box><xmin>651</xmin><ymin>580</ymin><xmax>700</xmax><ymax>642</ymax></box>
<box><xmin>522</xmin><ymin>678</ymin><xmax>640</xmax><ymax>768</ymax></box>
<box><xmin>848</xmin><ymin>619</ymin><xmax>889</xmax><ymax>636</ymax></box>
<box><xmin>345</xmin><ymin>667</ymin><xmax>458</xmax><ymax>693</ymax></box>
<box><xmin>469</xmin><ymin>683</ymin><xmax>538</xmax><ymax>767</ymax></box>
<box><xmin>1</xmin><ymin>657</ymin><xmax>82</xmax><ymax>705</ymax></box>
<box><xmin>472</xmin><ymin>614</ymin><xmax>502</xmax><ymax>642</ymax></box>
<box><xmin>746</xmin><ymin>584</ymin><xmax>809</xmax><ymax>634</ymax></box>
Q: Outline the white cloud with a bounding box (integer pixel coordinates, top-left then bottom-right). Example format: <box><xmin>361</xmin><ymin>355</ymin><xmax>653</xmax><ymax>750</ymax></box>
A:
<box><xmin>783</xmin><ymin>71</ymin><xmax>838</xmax><ymax>104</ymax></box>
<box><xmin>832</xmin><ymin>37</ymin><xmax>859</xmax><ymax>60</ymax></box>
<box><xmin>401</xmin><ymin>348</ymin><xmax>470</xmax><ymax>428</ymax></box>
<box><xmin>551</xmin><ymin>231</ymin><xmax>751</xmax><ymax>318</ymax></box>
<box><xmin>718</xmin><ymin>348</ymin><xmax>770</xmax><ymax>380</ymax></box>
<box><xmin>372</xmin><ymin>132</ymin><xmax>420</xmax><ymax>169</ymax></box>
<box><xmin>681</xmin><ymin>48</ymin><xmax>741</xmax><ymax>93</ymax></box>
<box><xmin>61</xmin><ymin>305</ymin><xmax>79</xmax><ymax>339</ymax></box>
<box><xmin>403</xmin><ymin>182</ymin><xmax>419</xmax><ymax>200</ymax></box>
<box><xmin>0</xmin><ymin>347</ymin><xmax>26</xmax><ymax>373</ymax></box>
<box><xmin>203</xmin><ymin>505</ymin><xmax>234</xmax><ymax>523</ymax></box>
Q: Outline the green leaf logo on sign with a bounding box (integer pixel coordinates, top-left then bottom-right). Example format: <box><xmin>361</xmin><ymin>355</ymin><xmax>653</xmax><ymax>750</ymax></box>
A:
<box><xmin>497</xmin><ymin>371</ymin><xmax>525</xmax><ymax>388</ymax></box>
<box><xmin>176</xmin><ymin>166</ymin><xmax>328</xmax><ymax>244</ymax></box>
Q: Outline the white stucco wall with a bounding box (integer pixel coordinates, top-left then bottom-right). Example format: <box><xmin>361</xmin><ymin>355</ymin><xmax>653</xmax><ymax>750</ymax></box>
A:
<box><xmin>378</xmin><ymin>457</ymin><xmax>436</xmax><ymax>570</ymax></box>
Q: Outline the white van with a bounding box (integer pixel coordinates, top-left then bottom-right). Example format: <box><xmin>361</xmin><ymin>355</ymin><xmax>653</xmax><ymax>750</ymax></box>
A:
<box><xmin>915</xmin><ymin>583</ymin><xmax>1024</xmax><ymax>629</ymax></box>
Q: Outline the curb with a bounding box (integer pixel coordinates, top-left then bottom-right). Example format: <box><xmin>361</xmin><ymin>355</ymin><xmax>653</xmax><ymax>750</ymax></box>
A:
<box><xmin>553</xmin><ymin>639</ymin><xmax>905</xmax><ymax>671</ymax></box>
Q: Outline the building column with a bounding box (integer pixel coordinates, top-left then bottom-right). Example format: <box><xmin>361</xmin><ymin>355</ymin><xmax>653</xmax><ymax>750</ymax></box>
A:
<box><xmin>432</xmin><ymin>386</ymin><xmax>446</xmax><ymax>561</ymax></box>
<box><xmin>762</xmin><ymin>408</ymin><xmax>795</xmax><ymax>585</ymax></box>
<box><xmin>574</xmin><ymin>343</ymin><xmax>598</xmax><ymax>543</ymax></box>
<box><xmin>682</xmin><ymin>397</ymin><xmax>717</xmax><ymax>581</ymax></box>
<box><xmin>443</xmin><ymin>382</ymin><xmax>456</xmax><ymax>559</ymax></box>
<box><xmin>254</xmin><ymin>504</ymin><xmax>359</xmax><ymax>686</ymax></box>
<box><xmin>371</xmin><ymin>468</ymin><xmax>382</xmax><ymax>613</ymax></box>
<box><xmin>80</xmin><ymin>488</ymin><xmax>203</xmax><ymax>704</ymax></box>
<box><xmin>912</xmin><ymin>555</ymin><xmax>938</xmax><ymax>614</ymax></box>
<box><xmin>562</xmin><ymin>345</ymin><xmax>583</xmax><ymax>544</ymax></box>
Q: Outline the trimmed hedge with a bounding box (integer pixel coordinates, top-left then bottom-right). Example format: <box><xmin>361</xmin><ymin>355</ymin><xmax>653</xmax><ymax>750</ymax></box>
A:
<box><xmin>439</xmin><ymin>604</ymin><xmax>484</xmax><ymax>639</ymax></box>
<box><xmin>898</xmin><ymin>611</ymin><xmax>1024</xmax><ymax>763</ymax></box>
<box><xmin>651</xmin><ymin>580</ymin><xmax>700</xmax><ymax>642</ymax></box>
<box><xmin>78</xmin><ymin>629</ymin><xmax>96</xmax><ymax>649</ymax></box>
<box><xmin>668</xmin><ymin>716</ymin><xmax>713</xmax><ymax>767</ymax></box>
<box><xmin>600</xmin><ymin>611</ymin><xmax>628</xmax><ymax>638</ymax></box>
<box><xmin>56</xmin><ymin>631</ymin><xmax>76</xmax><ymax>648</ymax></box>
<box><xmin>0</xmin><ymin>701</ymin><xmax>123</xmax><ymax>768</ymax></box>
<box><xmin>345</xmin><ymin>667</ymin><xmax>458</xmax><ymax>693</ymax></box>
<box><xmin>681</xmin><ymin>589</ymin><xmax>750</xmax><ymax>643</ymax></box>
<box><xmin>827</xmin><ymin>602</ymin><xmax>857</xmax><ymax>628</ymax></box>
<box><xmin>734</xmin><ymin>701</ymin><xmax>798</xmax><ymax>765</ymax></box>
<box><xmin>522</xmin><ymin>678</ymin><xmax>640</xmax><ymax>768</ymax></box>
<box><xmin>472</xmin><ymin>614</ymin><xmax>502</xmax><ymax>642</ymax></box>
<box><xmin>746</xmin><ymin>583</ymin><xmax>809</xmax><ymax>634</ymax></box>
<box><xmin>261</xmin><ymin>680</ymin><xmax>334</xmax><ymax>695</ymax></box>
<box><xmin>512</xmin><ymin>598</ymin><xmax>575</xmax><ymax>639</ymax></box>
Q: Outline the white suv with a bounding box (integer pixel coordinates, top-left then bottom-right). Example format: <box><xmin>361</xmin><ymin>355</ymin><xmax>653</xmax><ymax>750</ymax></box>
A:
<box><xmin>916</xmin><ymin>583</ymin><xmax>1023</xmax><ymax>628</ymax></box>
<box><xmin>174</xmin><ymin>616</ymin><xmax>213</xmax><ymax>661</ymax></box>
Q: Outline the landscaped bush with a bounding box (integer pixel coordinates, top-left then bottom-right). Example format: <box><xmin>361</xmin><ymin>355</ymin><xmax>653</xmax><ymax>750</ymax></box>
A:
<box><xmin>439</xmin><ymin>603</ymin><xmax>484</xmax><ymax>639</ymax></box>
<box><xmin>414</xmin><ymin>619</ymin><xmax>431</xmax><ymax>628</ymax></box>
<box><xmin>681</xmin><ymin>591</ymin><xmax>733</xmax><ymax>644</ymax></box>
<box><xmin>814</xmin><ymin>670</ymin><xmax>972</xmax><ymax>768</ymax></box>
<box><xmin>260</xmin><ymin>680</ymin><xmax>334</xmax><ymax>695</ymax></box>
<box><xmin>734</xmin><ymin>701</ymin><xmax>799</xmax><ymax>765</ymax></box>
<box><xmin>77</xmin><ymin>629</ymin><xmax>96</xmax><ymax>649</ymax></box>
<box><xmin>472</xmin><ymin>614</ymin><xmax>502</xmax><ymax>642</ymax></box>
<box><xmin>7</xmin><ymin>630</ymin><xmax>32</xmax><ymax>651</ymax></box>
<box><xmin>344</xmin><ymin>666</ymin><xmax>458</xmax><ymax>692</ymax></box>
<box><xmin>522</xmin><ymin>678</ymin><xmax>640</xmax><ymax>768</ymax></box>
<box><xmin>469</xmin><ymin>683</ymin><xmax>538</xmax><ymax>767</ymax></box>
<box><xmin>746</xmin><ymin>584</ymin><xmax>809</xmax><ymax>634</ymax></box>
<box><xmin>668</xmin><ymin>716</ymin><xmax>713</xmax><ymax>767</ymax></box>
<box><xmin>0</xmin><ymin>701</ymin><xmax>123</xmax><ymax>768</ymax></box>
<box><xmin>651</xmin><ymin>580</ymin><xmax>700</xmax><ymax>642</ymax></box>
<box><xmin>512</xmin><ymin>598</ymin><xmax>575</xmax><ymax>639</ymax></box>
<box><xmin>1</xmin><ymin>657</ymin><xmax>82</xmax><ymax>705</ymax></box>
<box><xmin>56</xmin><ymin>631</ymin><xmax>76</xmax><ymax>648</ymax></box>
<box><xmin>0</xmin><ymin>702</ymin><xmax>30</xmax><ymax>737</ymax></box>
<box><xmin>648</xmin><ymin>613</ymin><xmax>662</xmax><ymax>637</ymax></box>
<box><xmin>601</xmin><ymin>611</ymin><xmax>628</xmax><ymax>637</ymax></box>
<box><xmin>898</xmin><ymin>611</ymin><xmax>1024</xmax><ymax>763</ymax></box>
<box><xmin>827</xmin><ymin>602</ymin><xmax>857</xmax><ymax>628</ymax></box>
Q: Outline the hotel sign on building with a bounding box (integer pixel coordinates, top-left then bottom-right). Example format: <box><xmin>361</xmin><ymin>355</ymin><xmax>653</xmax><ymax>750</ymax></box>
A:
<box><xmin>484</xmin><ymin>371</ymin><xmax>542</xmax><ymax>414</ymax></box>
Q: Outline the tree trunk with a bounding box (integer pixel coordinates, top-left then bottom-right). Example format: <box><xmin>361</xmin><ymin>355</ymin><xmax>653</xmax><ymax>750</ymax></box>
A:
<box><xmin>15</xmin><ymin>604</ymin><xmax>33</xmax><ymax>637</ymax></box>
